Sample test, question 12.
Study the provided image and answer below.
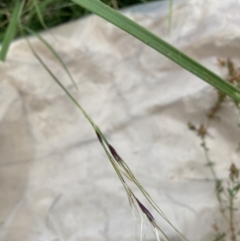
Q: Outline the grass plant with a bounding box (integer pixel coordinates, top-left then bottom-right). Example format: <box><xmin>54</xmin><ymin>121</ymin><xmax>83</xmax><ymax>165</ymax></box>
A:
<box><xmin>1</xmin><ymin>0</ymin><xmax>240</xmax><ymax>240</ymax></box>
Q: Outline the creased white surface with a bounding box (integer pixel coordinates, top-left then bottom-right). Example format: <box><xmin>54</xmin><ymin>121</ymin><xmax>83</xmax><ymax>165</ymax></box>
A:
<box><xmin>0</xmin><ymin>0</ymin><xmax>240</xmax><ymax>240</ymax></box>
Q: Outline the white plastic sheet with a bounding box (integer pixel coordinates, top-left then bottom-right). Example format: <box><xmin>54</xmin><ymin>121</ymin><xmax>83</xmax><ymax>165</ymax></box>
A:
<box><xmin>0</xmin><ymin>0</ymin><xmax>240</xmax><ymax>240</ymax></box>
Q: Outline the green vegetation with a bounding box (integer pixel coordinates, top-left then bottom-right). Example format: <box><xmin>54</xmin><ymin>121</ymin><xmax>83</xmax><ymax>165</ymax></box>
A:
<box><xmin>0</xmin><ymin>0</ymin><xmax>156</xmax><ymax>42</ymax></box>
<box><xmin>1</xmin><ymin>0</ymin><xmax>240</xmax><ymax>240</ymax></box>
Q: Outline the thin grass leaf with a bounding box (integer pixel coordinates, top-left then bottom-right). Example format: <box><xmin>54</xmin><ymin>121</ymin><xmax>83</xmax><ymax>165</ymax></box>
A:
<box><xmin>32</xmin><ymin>0</ymin><xmax>48</xmax><ymax>30</ymax></box>
<box><xmin>0</xmin><ymin>0</ymin><xmax>21</xmax><ymax>61</ymax></box>
<box><xmin>22</xmin><ymin>26</ymin><xmax>78</xmax><ymax>89</ymax></box>
<box><xmin>71</xmin><ymin>0</ymin><xmax>240</xmax><ymax>103</ymax></box>
<box><xmin>27</xmin><ymin>0</ymin><xmax>56</xmax><ymax>23</ymax></box>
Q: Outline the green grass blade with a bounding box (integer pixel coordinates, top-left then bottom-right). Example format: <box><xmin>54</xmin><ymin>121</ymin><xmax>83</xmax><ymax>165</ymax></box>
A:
<box><xmin>22</xmin><ymin>26</ymin><xmax>78</xmax><ymax>89</ymax></box>
<box><xmin>71</xmin><ymin>0</ymin><xmax>240</xmax><ymax>103</ymax></box>
<box><xmin>0</xmin><ymin>0</ymin><xmax>21</xmax><ymax>61</ymax></box>
<box><xmin>32</xmin><ymin>0</ymin><xmax>48</xmax><ymax>30</ymax></box>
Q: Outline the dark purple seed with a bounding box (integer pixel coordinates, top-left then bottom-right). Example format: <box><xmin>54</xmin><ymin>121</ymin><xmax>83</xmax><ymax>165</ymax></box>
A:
<box><xmin>136</xmin><ymin>198</ymin><xmax>155</xmax><ymax>222</ymax></box>
<box><xmin>108</xmin><ymin>144</ymin><xmax>122</xmax><ymax>163</ymax></box>
<box><xmin>96</xmin><ymin>131</ymin><xmax>103</xmax><ymax>144</ymax></box>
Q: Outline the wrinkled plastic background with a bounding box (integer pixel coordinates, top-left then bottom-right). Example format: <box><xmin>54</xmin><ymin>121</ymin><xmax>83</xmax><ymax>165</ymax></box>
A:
<box><xmin>0</xmin><ymin>0</ymin><xmax>240</xmax><ymax>240</ymax></box>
